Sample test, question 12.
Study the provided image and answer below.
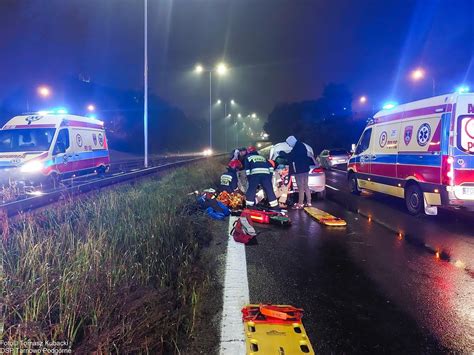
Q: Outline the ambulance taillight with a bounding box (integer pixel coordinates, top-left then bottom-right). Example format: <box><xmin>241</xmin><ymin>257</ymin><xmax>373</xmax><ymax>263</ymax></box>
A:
<box><xmin>442</xmin><ymin>155</ymin><xmax>454</xmax><ymax>186</ymax></box>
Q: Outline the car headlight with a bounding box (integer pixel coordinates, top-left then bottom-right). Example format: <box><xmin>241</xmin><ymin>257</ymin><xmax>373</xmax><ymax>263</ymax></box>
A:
<box><xmin>20</xmin><ymin>160</ymin><xmax>44</xmax><ymax>173</ymax></box>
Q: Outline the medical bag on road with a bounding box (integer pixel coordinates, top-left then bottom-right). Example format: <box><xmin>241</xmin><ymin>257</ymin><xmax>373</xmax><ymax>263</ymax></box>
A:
<box><xmin>241</xmin><ymin>208</ymin><xmax>291</xmax><ymax>226</ymax></box>
<box><xmin>230</xmin><ymin>216</ymin><xmax>257</xmax><ymax>244</ymax></box>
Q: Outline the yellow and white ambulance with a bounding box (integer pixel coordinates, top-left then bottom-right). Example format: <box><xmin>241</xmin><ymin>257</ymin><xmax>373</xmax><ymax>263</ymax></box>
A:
<box><xmin>0</xmin><ymin>112</ymin><xmax>110</xmax><ymax>195</ymax></box>
<box><xmin>348</xmin><ymin>92</ymin><xmax>474</xmax><ymax>215</ymax></box>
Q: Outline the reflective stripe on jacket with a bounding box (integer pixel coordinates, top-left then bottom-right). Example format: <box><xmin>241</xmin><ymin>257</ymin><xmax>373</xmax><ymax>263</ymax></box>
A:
<box><xmin>244</xmin><ymin>152</ymin><xmax>274</xmax><ymax>176</ymax></box>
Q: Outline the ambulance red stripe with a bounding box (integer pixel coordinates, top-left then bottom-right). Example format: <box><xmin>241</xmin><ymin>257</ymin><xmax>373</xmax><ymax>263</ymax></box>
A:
<box><xmin>61</xmin><ymin>120</ymin><xmax>104</xmax><ymax>130</ymax></box>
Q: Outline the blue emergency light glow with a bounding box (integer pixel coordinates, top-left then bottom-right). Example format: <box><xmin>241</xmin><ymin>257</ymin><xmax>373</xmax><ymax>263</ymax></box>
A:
<box><xmin>383</xmin><ymin>102</ymin><xmax>397</xmax><ymax>110</ymax></box>
<box><xmin>87</xmin><ymin>114</ymin><xmax>97</xmax><ymax>119</ymax></box>
<box><xmin>54</xmin><ymin>107</ymin><xmax>68</xmax><ymax>114</ymax></box>
<box><xmin>456</xmin><ymin>86</ymin><xmax>470</xmax><ymax>93</ymax></box>
<box><xmin>37</xmin><ymin>110</ymin><xmax>51</xmax><ymax>115</ymax></box>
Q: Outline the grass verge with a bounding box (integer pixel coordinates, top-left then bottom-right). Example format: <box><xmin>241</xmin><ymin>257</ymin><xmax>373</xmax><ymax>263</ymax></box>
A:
<box><xmin>1</xmin><ymin>158</ymin><xmax>223</xmax><ymax>353</ymax></box>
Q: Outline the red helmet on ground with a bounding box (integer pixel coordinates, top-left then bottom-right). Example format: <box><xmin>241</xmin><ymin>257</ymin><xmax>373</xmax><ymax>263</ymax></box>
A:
<box><xmin>246</xmin><ymin>146</ymin><xmax>257</xmax><ymax>153</ymax></box>
<box><xmin>228</xmin><ymin>159</ymin><xmax>242</xmax><ymax>170</ymax></box>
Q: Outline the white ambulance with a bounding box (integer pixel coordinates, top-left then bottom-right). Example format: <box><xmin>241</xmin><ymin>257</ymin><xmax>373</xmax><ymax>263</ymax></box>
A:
<box><xmin>348</xmin><ymin>92</ymin><xmax>474</xmax><ymax>215</ymax></box>
<box><xmin>0</xmin><ymin>113</ymin><xmax>110</xmax><ymax>194</ymax></box>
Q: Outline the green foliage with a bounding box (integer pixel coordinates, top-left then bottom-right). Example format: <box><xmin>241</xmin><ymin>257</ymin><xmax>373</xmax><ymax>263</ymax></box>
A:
<box><xmin>263</xmin><ymin>83</ymin><xmax>365</xmax><ymax>153</ymax></box>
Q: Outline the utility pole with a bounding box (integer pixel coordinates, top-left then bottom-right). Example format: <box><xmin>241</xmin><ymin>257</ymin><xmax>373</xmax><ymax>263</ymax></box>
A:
<box><xmin>209</xmin><ymin>71</ymin><xmax>212</xmax><ymax>150</ymax></box>
<box><xmin>144</xmin><ymin>0</ymin><xmax>149</xmax><ymax>167</ymax></box>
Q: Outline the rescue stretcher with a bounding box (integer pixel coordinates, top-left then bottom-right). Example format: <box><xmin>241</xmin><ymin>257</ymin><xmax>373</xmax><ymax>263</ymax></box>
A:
<box><xmin>304</xmin><ymin>206</ymin><xmax>347</xmax><ymax>226</ymax></box>
<box><xmin>242</xmin><ymin>304</ymin><xmax>315</xmax><ymax>354</ymax></box>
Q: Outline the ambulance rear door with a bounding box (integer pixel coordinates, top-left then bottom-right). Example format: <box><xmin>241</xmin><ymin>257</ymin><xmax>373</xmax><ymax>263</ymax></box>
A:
<box><xmin>453</xmin><ymin>93</ymin><xmax>474</xmax><ymax>196</ymax></box>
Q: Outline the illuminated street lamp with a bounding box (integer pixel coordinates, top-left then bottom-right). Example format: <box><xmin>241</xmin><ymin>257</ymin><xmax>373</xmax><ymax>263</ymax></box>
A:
<box><xmin>26</xmin><ymin>85</ymin><xmax>52</xmax><ymax>112</ymax></box>
<box><xmin>194</xmin><ymin>64</ymin><xmax>204</xmax><ymax>74</ymax></box>
<box><xmin>411</xmin><ymin>68</ymin><xmax>424</xmax><ymax>80</ymax></box>
<box><xmin>216</xmin><ymin>63</ymin><xmax>228</xmax><ymax>75</ymax></box>
<box><xmin>87</xmin><ymin>104</ymin><xmax>96</xmax><ymax>112</ymax></box>
<box><xmin>37</xmin><ymin>86</ymin><xmax>51</xmax><ymax>98</ymax></box>
<box><xmin>194</xmin><ymin>62</ymin><xmax>230</xmax><ymax>150</ymax></box>
<box><xmin>410</xmin><ymin>67</ymin><xmax>436</xmax><ymax>96</ymax></box>
<box><xmin>251</xmin><ymin>113</ymin><xmax>257</xmax><ymax>118</ymax></box>
<box><xmin>359</xmin><ymin>96</ymin><xmax>367</xmax><ymax>104</ymax></box>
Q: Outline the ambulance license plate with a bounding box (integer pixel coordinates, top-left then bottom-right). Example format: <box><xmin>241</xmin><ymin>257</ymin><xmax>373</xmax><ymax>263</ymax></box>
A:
<box><xmin>462</xmin><ymin>187</ymin><xmax>474</xmax><ymax>196</ymax></box>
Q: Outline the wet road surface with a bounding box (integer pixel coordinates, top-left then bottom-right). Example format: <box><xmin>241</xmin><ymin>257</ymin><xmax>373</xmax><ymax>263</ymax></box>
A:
<box><xmin>245</xmin><ymin>198</ymin><xmax>474</xmax><ymax>353</ymax></box>
<box><xmin>325</xmin><ymin>168</ymin><xmax>474</xmax><ymax>273</ymax></box>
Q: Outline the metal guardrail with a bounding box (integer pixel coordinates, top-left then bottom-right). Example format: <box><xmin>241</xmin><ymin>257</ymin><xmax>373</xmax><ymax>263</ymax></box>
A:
<box><xmin>1</xmin><ymin>154</ymin><xmax>226</xmax><ymax>217</ymax></box>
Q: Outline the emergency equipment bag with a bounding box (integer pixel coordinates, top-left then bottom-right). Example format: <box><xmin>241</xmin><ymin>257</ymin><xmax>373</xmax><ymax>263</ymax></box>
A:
<box><xmin>230</xmin><ymin>216</ymin><xmax>257</xmax><ymax>244</ymax></box>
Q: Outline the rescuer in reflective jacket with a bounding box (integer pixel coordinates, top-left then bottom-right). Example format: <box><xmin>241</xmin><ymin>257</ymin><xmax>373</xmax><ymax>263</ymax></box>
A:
<box><xmin>219</xmin><ymin>159</ymin><xmax>241</xmax><ymax>193</ymax></box>
<box><xmin>244</xmin><ymin>146</ymin><xmax>278</xmax><ymax>208</ymax></box>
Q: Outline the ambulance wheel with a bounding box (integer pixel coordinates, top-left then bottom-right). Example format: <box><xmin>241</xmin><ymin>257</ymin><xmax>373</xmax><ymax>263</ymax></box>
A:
<box><xmin>47</xmin><ymin>173</ymin><xmax>60</xmax><ymax>189</ymax></box>
<box><xmin>97</xmin><ymin>166</ymin><xmax>107</xmax><ymax>178</ymax></box>
<box><xmin>348</xmin><ymin>173</ymin><xmax>361</xmax><ymax>195</ymax></box>
<box><xmin>405</xmin><ymin>183</ymin><xmax>423</xmax><ymax>215</ymax></box>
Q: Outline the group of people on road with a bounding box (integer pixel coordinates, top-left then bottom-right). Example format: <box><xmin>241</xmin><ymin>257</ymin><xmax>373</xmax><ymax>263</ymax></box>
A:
<box><xmin>219</xmin><ymin>135</ymin><xmax>317</xmax><ymax>210</ymax></box>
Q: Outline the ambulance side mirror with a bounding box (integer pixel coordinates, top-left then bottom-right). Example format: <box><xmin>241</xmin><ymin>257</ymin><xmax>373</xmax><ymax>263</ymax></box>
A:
<box><xmin>350</xmin><ymin>144</ymin><xmax>356</xmax><ymax>153</ymax></box>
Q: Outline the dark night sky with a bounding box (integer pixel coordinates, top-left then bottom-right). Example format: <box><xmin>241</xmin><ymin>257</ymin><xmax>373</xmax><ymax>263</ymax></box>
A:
<box><xmin>0</xmin><ymin>0</ymin><xmax>473</xmax><ymax>118</ymax></box>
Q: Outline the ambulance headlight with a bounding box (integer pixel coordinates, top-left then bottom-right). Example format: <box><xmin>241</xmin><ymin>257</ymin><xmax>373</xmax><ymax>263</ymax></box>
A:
<box><xmin>20</xmin><ymin>160</ymin><xmax>44</xmax><ymax>173</ymax></box>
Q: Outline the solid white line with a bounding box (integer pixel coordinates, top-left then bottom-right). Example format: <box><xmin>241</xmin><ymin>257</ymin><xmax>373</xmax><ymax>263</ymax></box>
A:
<box><xmin>219</xmin><ymin>216</ymin><xmax>249</xmax><ymax>355</ymax></box>
<box><xmin>326</xmin><ymin>184</ymin><xmax>339</xmax><ymax>191</ymax></box>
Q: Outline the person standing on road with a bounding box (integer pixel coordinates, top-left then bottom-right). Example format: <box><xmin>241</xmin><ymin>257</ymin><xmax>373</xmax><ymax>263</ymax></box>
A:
<box><xmin>244</xmin><ymin>146</ymin><xmax>279</xmax><ymax>209</ymax></box>
<box><xmin>285</xmin><ymin>135</ymin><xmax>315</xmax><ymax>209</ymax></box>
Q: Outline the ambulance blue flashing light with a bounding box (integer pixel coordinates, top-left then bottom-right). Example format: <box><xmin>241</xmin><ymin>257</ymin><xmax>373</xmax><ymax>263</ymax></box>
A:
<box><xmin>54</xmin><ymin>107</ymin><xmax>68</xmax><ymax>114</ymax></box>
<box><xmin>456</xmin><ymin>86</ymin><xmax>470</xmax><ymax>94</ymax></box>
<box><xmin>382</xmin><ymin>102</ymin><xmax>397</xmax><ymax>110</ymax></box>
<box><xmin>87</xmin><ymin>114</ymin><xmax>97</xmax><ymax>119</ymax></box>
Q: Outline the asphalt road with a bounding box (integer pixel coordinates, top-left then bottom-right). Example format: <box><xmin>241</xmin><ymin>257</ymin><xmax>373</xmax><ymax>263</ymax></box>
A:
<box><xmin>244</xmin><ymin>169</ymin><xmax>474</xmax><ymax>353</ymax></box>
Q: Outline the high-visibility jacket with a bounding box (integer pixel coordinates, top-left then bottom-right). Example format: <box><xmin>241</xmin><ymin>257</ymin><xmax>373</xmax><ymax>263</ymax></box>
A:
<box><xmin>244</xmin><ymin>152</ymin><xmax>274</xmax><ymax>176</ymax></box>
<box><xmin>219</xmin><ymin>168</ymin><xmax>238</xmax><ymax>192</ymax></box>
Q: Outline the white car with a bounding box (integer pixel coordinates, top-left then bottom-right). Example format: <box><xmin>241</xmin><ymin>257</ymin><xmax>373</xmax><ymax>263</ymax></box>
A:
<box><xmin>269</xmin><ymin>142</ymin><xmax>326</xmax><ymax>199</ymax></box>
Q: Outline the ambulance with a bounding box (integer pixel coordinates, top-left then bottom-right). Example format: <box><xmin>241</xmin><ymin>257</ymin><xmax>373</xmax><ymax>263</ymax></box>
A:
<box><xmin>0</xmin><ymin>113</ymin><xmax>110</xmax><ymax>195</ymax></box>
<box><xmin>348</xmin><ymin>92</ymin><xmax>474</xmax><ymax>215</ymax></box>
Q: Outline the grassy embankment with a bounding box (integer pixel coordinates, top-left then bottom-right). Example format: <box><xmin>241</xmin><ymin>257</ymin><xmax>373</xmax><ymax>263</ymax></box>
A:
<box><xmin>0</xmin><ymin>159</ymin><xmax>223</xmax><ymax>353</ymax></box>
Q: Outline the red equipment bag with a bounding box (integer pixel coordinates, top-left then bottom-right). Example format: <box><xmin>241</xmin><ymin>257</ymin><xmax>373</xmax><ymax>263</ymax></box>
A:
<box><xmin>241</xmin><ymin>208</ymin><xmax>272</xmax><ymax>224</ymax></box>
<box><xmin>241</xmin><ymin>208</ymin><xmax>291</xmax><ymax>226</ymax></box>
<box><xmin>231</xmin><ymin>216</ymin><xmax>257</xmax><ymax>244</ymax></box>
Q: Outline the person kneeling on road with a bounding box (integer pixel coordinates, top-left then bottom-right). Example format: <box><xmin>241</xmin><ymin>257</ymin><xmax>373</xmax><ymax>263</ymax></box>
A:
<box><xmin>244</xmin><ymin>146</ymin><xmax>278</xmax><ymax>209</ymax></box>
<box><xmin>219</xmin><ymin>160</ymin><xmax>241</xmax><ymax>193</ymax></box>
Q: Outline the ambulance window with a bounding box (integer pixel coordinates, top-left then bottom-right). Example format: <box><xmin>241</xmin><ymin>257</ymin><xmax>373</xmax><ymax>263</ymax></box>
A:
<box><xmin>356</xmin><ymin>128</ymin><xmax>372</xmax><ymax>155</ymax></box>
<box><xmin>56</xmin><ymin>129</ymin><xmax>70</xmax><ymax>151</ymax></box>
<box><xmin>457</xmin><ymin>115</ymin><xmax>474</xmax><ymax>154</ymax></box>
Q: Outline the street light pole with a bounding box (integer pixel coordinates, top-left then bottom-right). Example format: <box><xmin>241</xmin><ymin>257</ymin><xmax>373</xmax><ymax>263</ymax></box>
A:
<box><xmin>209</xmin><ymin>71</ymin><xmax>212</xmax><ymax>150</ymax></box>
<box><xmin>144</xmin><ymin>0</ymin><xmax>149</xmax><ymax>168</ymax></box>
<box><xmin>224</xmin><ymin>103</ymin><xmax>227</xmax><ymax>152</ymax></box>
<box><xmin>432</xmin><ymin>78</ymin><xmax>436</xmax><ymax>96</ymax></box>
<box><xmin>195</xmin><ymin>62</ymin><xmax>228</xmax><ymax>151</ymax></box>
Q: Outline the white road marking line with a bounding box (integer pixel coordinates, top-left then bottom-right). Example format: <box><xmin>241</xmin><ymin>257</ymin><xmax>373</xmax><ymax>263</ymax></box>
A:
<box><xmin>219</xmin><ymin>216</ymin><xmax>249</xmax><ymax>355</ymax></box>
<box><xmin>326</xmin><ymin>184</ymin><xmax>339</xmax><ymax>191</ymax></box>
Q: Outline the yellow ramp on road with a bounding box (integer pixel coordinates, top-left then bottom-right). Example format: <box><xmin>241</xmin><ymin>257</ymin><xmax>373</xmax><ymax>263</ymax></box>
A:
<box><xmin>304</xmin><ymin>206</ymin><xmax>347</xmax><ymax>226</ymax></box>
